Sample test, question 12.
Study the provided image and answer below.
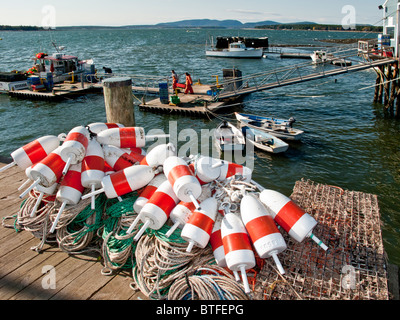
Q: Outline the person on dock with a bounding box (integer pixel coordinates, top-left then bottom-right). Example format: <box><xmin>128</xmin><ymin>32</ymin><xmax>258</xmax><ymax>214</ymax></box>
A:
<box><xmin>171</xmin><ymin>70</ymin><xmax>179</xmax><ymax>92</ymax></box>
<box><xmin>184</xmin><ymin>72</ymin><xmax>193</xmax><ymax>94</ymax></box>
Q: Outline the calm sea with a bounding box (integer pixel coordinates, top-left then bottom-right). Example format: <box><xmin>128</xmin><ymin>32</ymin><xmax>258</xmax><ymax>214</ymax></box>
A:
<box><xmin>0</xmin><ymin>28</ymin><xmax>399</xmax><ymax>266</ymax></box>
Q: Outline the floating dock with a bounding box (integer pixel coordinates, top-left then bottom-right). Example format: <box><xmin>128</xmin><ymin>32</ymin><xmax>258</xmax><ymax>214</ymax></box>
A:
<box><xmin>0</xmin><ymin>163</ymin><xmax>396</xmax><ymax>300</ymax></box>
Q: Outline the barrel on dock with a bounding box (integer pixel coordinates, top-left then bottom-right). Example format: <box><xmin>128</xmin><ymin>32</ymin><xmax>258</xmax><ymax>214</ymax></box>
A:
<box><xmin>103</xmin><ymin>77</ymin><xmax>135</xmax><ymax>127</ymax></box>
<box><xmin>159</xmin><ymin>82</ymin><xmax>169</xmax><ymax>104</ymax></box>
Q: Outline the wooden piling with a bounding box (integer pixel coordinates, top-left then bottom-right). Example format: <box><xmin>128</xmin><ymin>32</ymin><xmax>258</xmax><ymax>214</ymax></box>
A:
<box><xmin>103</xmin><ymin>77</ymin><xmax>135</xmax><ymax>127</ymax></box>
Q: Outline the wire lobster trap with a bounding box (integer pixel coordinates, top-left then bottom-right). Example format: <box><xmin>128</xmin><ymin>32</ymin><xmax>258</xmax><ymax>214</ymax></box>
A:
<box><xmin>254</xmin><ymin>179</ymin><xmax>389</xmax><ymax>300</ymax></box>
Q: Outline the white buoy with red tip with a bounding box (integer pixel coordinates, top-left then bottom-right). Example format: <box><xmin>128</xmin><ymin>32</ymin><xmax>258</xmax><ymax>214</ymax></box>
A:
<box><xmin>241</xmin><ymin>194</ymin><xmax>287</xmax><ymax>274</ymax></box>
<box><xmin>221</xmin><ymin>212</ymin><xmax>255</xmax><ymax>294</ymax></box>
<box><xmin>133</xmin><ymin>174</ymin><xmax>167</xmax><ymax>214</ymax></box>
<box><xmin>96</xmin><ymin>127</ymin><xmax>169</xmax><ymax>149</ymax></box>
<box><xmin>87</xmin><ymin>122</ymin><xmax>124</xmax><ymax>135</ymax></box>
<box><xmin>190</xmin><ymin>156</ymin><xmax>223</xmax><ymax>185</ymax></box>
<box><xmin>23</xmin><ymin>146</ymin><xmax>66</xmax><ymax>195</ymax></box>
<box><xmin>30</xmin><ymin>183</ymin><xmax>58</xmax><ymax>218</ymax></box>
<box><xmin>50</xmin><ymin>163</ymin><xmax>85</xmax><ymax>233</ymax></box>
<box><xmin>59</xmin><ymin>126</ymin><xmax>90</xmax><ymax>175</ymax></box>
<box><xmin>218</xmin><ymin>161</ymin><xmax>252</xmax><ymax>182</ymax></box>
<box><xmin>181</xmin><ymin>197</ymin><xmax>218</xmax><ymax>252</ymax></box>
<box><xmin>165</xmin><ymin>185</ymin><xmax>212</xmax><ymax>238</ymax></box>
<box><xmin>140</xmin><ymin>143</ymin><xmax>176</xmax><ymax>168</ymax></box>
<box><xmin>163</xmin><ymin>156</ymin><xmax>202</xmax><ymax>209</ymax></box>
<box><xmin>102</xmin><ymin>145</ymin><xmax>144</xmax><ymax>172</ymax></box>
<box><xmin>0</xmin><ymin>135</ymin><xmax>60</xmax><ymax>173</ymax></box>
<box><xmin>259</xmin><ymin>189</ymin><xmax>328</xmax><ymax>251</ymax></box>
<box><xmin>81</xmin><ymin>165</ymin><xmax>155</xmax><ymax>200</ymax></box>
<box><xmin>81</xmin><ymin>139</ymin><xmax>105</xmax><ymax>209</ymax></box>
<box><xmin>128</xmin><ymin>180</ymin><xmax>179</xmax><ymax>240</ymax></box>
<box><xmin>209</xmin><ymin>213</ymin><xmax>226</xmax><ymax>267</ymax></box>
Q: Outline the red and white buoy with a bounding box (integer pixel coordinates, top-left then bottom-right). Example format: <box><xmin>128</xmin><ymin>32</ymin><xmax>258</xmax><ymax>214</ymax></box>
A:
<box><xmin>59</xmin><ymin>126</ymin><xmax>90</xmax><ymax>175</ymax></box>
<box><xmin>133</xmin><ymin>173</ymin><xmax>167</xmax><ymax>214</ymax></box>
<box><xmin>0</xmin><ymin>135</ymin><xmax>60</xmax><ymax>173</ymax></box>
<box><xmin>21</xmin><ymin>146</ymin><xmax>66</xmax><ymax>198</ymax></box>
<box><xmin>81</xmin><ymin>139</ymin><xmax>105</xmax><ymax>209</ymax></box>
<box><xmin>140</xmin><ymin>143</ymin><xmax>176</xmax><ymax>168</ymax></box>
<box><xmin>81</xmin><ymin>165</ymin><xmax>155</xmax><ymax>200</ymax></box>
<box><xmin>209</xmin><ymin>213</ymin><xmax>226</xmax><ymax>267</ymax></box>
<box><xmin>189</xmin><ymin>156</ymin><xmax>224</xmax><ymax>185</ymax></box>
<box><xmin>221</xmin><ymin>212</ymin><xmax>255</xmax><ymax>294</ymax></box>
<box><xmin>96</xmin><ymin>127</ymin><xmax>169</xmax><ymax>149</ymax></box>
<box><xmin>180</xmin><ymin>197</ymin><xmax>218</xmax><ymax>252</ymax></box>
<box><xmin>241</xmin><ymin>194</ymin><xmax>287</xmax><ymax>274</ymax></box>
<box><xmin>259</xmin><ymin>189</ymin><xmax>328</xmax><ymax>251</ymax></box>
<box><xmin>29</xmin><ymin>183</ymin><xmax>58</xmax><ymax>218</ymax></box>
<box><xmin>163</xmin><ymin>156</ymin><xmax>202</xmax><ymax>209</ymax></box>
<box><xmin>217</xmin><ymin>161</ymin><xmax>252</xmax><ymax>182</ymax></box>
<box><xmin>87</xmin><ymin>122</ymin><xmax>124</xmax><ymax>135</ymax></box>
<box><xmin>50</xmin><ymin>163</ymin><xmax>85</xmax><ymax>233</ymax></box>
<box><xmin>128</xmin><ymin>180</ymin><xmax>179</xmax><ymax>240</ymax></box>
<box><xmin>165</xmin><ymin>185</ymin><xmax>212</xmax><ymax>238</ymax></box>
<box><xmin>102</xmin><ymin>145</ymin><xmax>144</xmax><ymax>172</ymax></box>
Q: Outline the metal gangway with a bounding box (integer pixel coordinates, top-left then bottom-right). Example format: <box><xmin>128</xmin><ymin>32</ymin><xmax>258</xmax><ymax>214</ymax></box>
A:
<box><xmin>212</xmin><ymin>43</ymin><xmax>397</xmax><ymax>101</ymax></box>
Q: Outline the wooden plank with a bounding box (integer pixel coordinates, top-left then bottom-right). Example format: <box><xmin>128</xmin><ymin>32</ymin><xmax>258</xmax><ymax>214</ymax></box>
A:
<box><xmin>89</xmin><ymin>270</ymin><xmax>136</xmax><ymax>300</ymax></box>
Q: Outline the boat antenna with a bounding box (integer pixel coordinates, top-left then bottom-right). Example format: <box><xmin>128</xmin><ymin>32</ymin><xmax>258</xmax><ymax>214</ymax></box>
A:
<box><xmin>52</xmin><ymin>41</ymin><xmax>59</xmax><ymax>52</ymax></box>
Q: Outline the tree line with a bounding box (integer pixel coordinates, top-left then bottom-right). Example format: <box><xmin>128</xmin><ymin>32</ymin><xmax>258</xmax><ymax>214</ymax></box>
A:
<box><xmin>256</xmin><ymin>24</ymin><xmax>383</xmax><ymax>32</ymax></box>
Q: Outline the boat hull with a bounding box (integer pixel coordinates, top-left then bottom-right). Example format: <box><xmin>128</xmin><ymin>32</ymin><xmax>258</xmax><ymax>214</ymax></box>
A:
<box><xmin>206</xmin><ymin>49</ymin><xmax>263</xmax><ymax>59</ymax></box>
<box><xmin>242</xmin><ymin>127</ymin><xmax>289</xmax><ymax>154</ymax></box>
<box><xmin>214</xmin><ymin>122</ymin><xmax>246</xmax><ymax>152</ymax></box>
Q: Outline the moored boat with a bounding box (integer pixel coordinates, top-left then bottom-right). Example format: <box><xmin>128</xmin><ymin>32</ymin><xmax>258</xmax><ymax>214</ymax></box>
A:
<box><xmin>214</xmin><ymin>121</ymin><xmax>246</xmax><ymax>152</ymax></box>
<box><xmin>206</xmin><ymin>41</ymin><xmax>264</xmax><ymax>59</ymax></box>
<box><xmin>242</xmin><ymin>126</ymin><xmax>289</xmax><ymax>154</ymax></box>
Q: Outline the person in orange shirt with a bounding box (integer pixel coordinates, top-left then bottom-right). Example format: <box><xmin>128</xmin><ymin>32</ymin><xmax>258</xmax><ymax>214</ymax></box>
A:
<box><xmin>171</xmin><ymin>70</ymin><xmax>179</xmax><ymax>92</ymax></box>
<box><xmin>184</xmin><ymin>72</ymin><xmax>194</xmax><ymax>94</ymax></box>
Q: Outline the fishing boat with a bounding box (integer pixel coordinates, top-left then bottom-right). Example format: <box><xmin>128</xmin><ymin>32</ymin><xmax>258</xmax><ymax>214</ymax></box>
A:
<box><xmin>235</xmin><ymin>112</ymin><xmax>303</xmax><ymax>141</ymax></box>
<box><xmin>242</xmin><ymin>126</ymin><xmax>289</xmax><ymax>154</ymax></box>
<box><xmin>206</xmin><ymin>41</ymin><xmax>264</xmax><ymax>59</ymax></box>
<box><xmin>214</xmin><ymin>121</ymin><xmax>246</xmax><ymax>152</ymax></box>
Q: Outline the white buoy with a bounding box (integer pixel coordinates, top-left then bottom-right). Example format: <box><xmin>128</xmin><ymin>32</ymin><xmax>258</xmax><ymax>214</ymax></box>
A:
<box><xmin>140</xmin><ymin>143</ymin><xmax>176</xmax><ymax>168</ymax></box>
<box><xmin>259</xmin><ymin>189</ymin><xmax>328</xmax><ymax>251</ymax></box>
<box><xmin>241</xmin><ymin>194</ymin><xmax>287</xmax><ymax>274</ymax></box>
<box><xmin>81</xmin><ymin>139</ymin><xmax>105</xmax><ymax>209</ymax></box>
<box><xmin>163</xmin><ymin>156</ymin><xmax>202</xmax><ymax>209</ymax></box>
<box><xmin>181</xmin><ymin>197</ymin><xmax>218</xmax><ymax>252</ymax></box>
<box><xmin>133</xmin><ymin>174</ymin><xmax>167</xmax><ymax>214</ymax></box>
<box><xmin>0</xmin><ymin>135</ymin><xmax>60</xmax><ymax>173</ymax></box>
<box><xmin>50</xmin><ymin>163</ymin><xmax>85</xmax><ymax>233</ymax></box>
<box><xmin>102</xmin><ymin>145</ymin><xmax>144</xmax><ymax>172</ymax></box>
<box><xmin>87</xmin><ymin>122</ymin><xmax>124</xmax><ymax>135</ymax></box>
<box><xmin>218</xmin><ymin>161</ymin><xmax>252</xmax><ymax>182</ymax></box>
<box><xmin>221</xmin><ymin>212</ymin><xmax>256</xmax><ymax>294</ymax></box>
<box><xmin>128</xmin><ymin>180</ymin><xmax>179</xmax><ymax>239</ymax></box>
<box><xmin>189</xmin><ymin>156</ymin><xmax>223</xmax><ymax>185</ymax></box>
<box><xmin>59</xmin><ymin>126</ymin><xmax>90</xmax><ymax>175</ymax></box>
<box><xmin>209</xmin><ymin>213</ymin><xmax>226</xmax><ymax>267</ymax></box>
<box><xmin>81</xmin><ymin>165</ymin><xmax>155</xmax><ymax>200</ymax></box>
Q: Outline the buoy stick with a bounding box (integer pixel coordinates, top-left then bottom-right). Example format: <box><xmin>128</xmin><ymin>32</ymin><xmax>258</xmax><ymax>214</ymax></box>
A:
<box><xmin>310</xmin><ymin>233</ymin><xmax>328</xmax><ymax>251</ymax></box>
<box><xmin>18</xmin><ymin>178</ymin><xmax>31</xmax><ymax>191</ymax></box>
<box><xmin>50</xmin><ymin>202</ymin><xmax>67</xmax><ymax>233</ymax></box>
<box><xmin>133</xmin><ymin>219</ymin><xmax>151</xmax><ymax>242</ymax></box>
<box><xmin>0</xmin><ymin>161</ymin><xmax>16</xmax><ymax>173</ymax></box>
<box><xmin>81</xmin><ymin>188</ymin><xmax>104</xmax><ymax>200</ymax></box>
<box><xmin>90</xmin><ymin>184</ymin><xmax>95</xmax><ymax>210</ymax></box>
<box><xmin>186</xmin><ymin>240</ymin><xmax>195</xmax><ymax>253</ymax></box>
<box><xmin>271</xmin><ymin>252</ymin><xmax>285</xmax><ymax>275</ymax></box>
<box><xmin>30</xmin><ymin>192</ymin><xmax>44</xmax><ymax>218</ymax></box>
<box><xmin>126</xmin><ymin>213</ymin><xmax>142</xmax><ymax>234</ymax></box>
<box><xmin>117</xmin><ymin>197</ymin><xmax>123</xmax><ymax>202</ymax></box>
<box><xmin>240</xmin><ymin>265</ymin><xmax>251</xmax><ymax>294</ymax></box>
<box><xmin>19</xmin><ymin>178</ymin><xmax>40</xmax><ymax>199</ymax></box>
<box><xmin>188</xmin><ymin>191</ymin><xmax>200</xmax><ymax>209</ymax></box>
<box><xmin>165</xmin><ymin>221</ymin><xmax>180</xmax><ymax>238</ymax></box>
<box><xmin>62</xmin><ymin>155</ymin><xmax>73</xmax><ymax>175</ymax></box>
<box><xmin>211</xmin><ymin>161</ymin><xmax>224</xmax><ymax>169</ymax></box>
<box><xmin>233</xmin><ymin>271</ymin><xmax>240</xmax><ymax>281</ymax></box>
<box><xmin>145</xmin><ymin>134</ymin><xmax>170</xmax><ymax>141</ymax></box>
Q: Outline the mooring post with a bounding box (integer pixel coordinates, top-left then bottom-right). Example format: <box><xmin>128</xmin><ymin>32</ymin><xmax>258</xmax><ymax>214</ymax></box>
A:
<box><xmin>384</xmin><ymin>65</ymin><xmax>391</xmax><ymax>108</ymax></box>
<box><xmin>103</xmin><ymin>77</ymin><xmax>135</xmax><ymax>127</ymax></box>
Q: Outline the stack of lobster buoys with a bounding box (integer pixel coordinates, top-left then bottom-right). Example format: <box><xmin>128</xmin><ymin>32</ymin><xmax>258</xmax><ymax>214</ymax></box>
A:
<box><xmin>0</xmin><ymin>123</ymin><xmax>328</xmax><ymax>299</ymax></box>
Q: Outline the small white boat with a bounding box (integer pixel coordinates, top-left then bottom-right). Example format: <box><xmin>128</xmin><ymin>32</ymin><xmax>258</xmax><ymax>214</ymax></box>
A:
<box><xmin>235</xmin><ymin>112</ymin><xmax>303</xmax><ymax>141</ymax></box>
<box><xmin>206</xmin><ymin>41</ymin><xmax>263</xmax><ymax>59</ymax></box>
<box><xmin>242</xmin><ymin>126</ymin><xmax>289</xmax><ymax>154</ymax></box>
<box><xmin>311</xmin><ymin>50</ymin><xmax>352</xmax><ymax>66</ymax></box>
<box><xmin>214</xmin><ymin>121</ymin><xmax>246</xmax><ymax>152</ymax></box>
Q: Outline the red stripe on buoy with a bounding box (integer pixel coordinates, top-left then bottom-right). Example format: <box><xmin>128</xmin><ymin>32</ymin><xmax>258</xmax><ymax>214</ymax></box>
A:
<box><xmin>226</xmin><ymin>163</ymin><xmax>243</xmax><ymax>178</ymax></box>
<box><xmin>65</xmin><ymin>132</ymin><xmax>89</xmax><ymax>149</ymax></box>
<box><xmin>23</xmin><ymin>140</ymin><xmax>47</xmax><ymax>165</ymax></box>
<box><xmin>82</xmin><ymin>155</ymin><xmax>104</xmax><ymax>172</ymax></box>
<box><xmin>147</xmin><ymin>191</ymin><xmax>177</xmax><ymax>216</ymax></box>
<box><xmin>222</xmin><ymin>232</ymin><xmax>252</xmax><ymax>253</ymax></box>
<box><xmin>139</xmin><ymin>157</ymin><xmax>149</xmax><ymax>166</ymax></box>
<box><xmin>138</xmin><ymin>185</ymin><xmax>158</xmax><ymax>199</ymax></box>
<box><xmin>168</xmin><ymin>165</ymin><xmax>193</xmax><ymax>185</ymax></box>
<box><xmin>106</xmin><ymin>123</ymin><xmax>120</xmax><ymax>129</ymax></box>
<box><xmin>179</xmin><ymin>201</ymin><xmax>196</xmax><ymax>211</ymax></box>
<box><xmin>110</xmin><ymin>170</ymin><xmax>132</xmax><ymax>196</ymax></box>
<box><xmin>119</xmin><ymin>128</ymin><xmax>137</xmax><ymax>148</ymax></box>
<box><xmin>245</xmin><ymin>215</ymin><xmax>279</xmax><ymax>243</ymax></box>
<box><xmin>114</xmin><ymin>154</ymin><xmax>138</xmax><ymax>171</ymax></box>
<box><xmin>41</xmin><ymin>152</ymin><xmax>65</xmax><ymax>178</ymax></box>
<box><xmin>187</xmin><ymin>211</ymin><xmax>214</xmax><ymax>235</ymax></box>
<box><xmin>61</xmin><ymin>170</ymin><xmax>84</xmax><ymax>192</ymax></box>
<box><xmin>274</xmin><ymin>200</ymin><xmax>305</xmax><ymax>233</ymax></box>
<box><xmin>210</xmin><ymin>229</ymin><xmax>223</xmax><ymax>250</ymax></box>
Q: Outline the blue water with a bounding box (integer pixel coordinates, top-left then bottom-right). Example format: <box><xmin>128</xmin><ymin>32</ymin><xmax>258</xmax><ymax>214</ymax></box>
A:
<box><xmin>0</xmin><ymin>28</ymin><xmax>399</xmax><ymax>265</ymax></box>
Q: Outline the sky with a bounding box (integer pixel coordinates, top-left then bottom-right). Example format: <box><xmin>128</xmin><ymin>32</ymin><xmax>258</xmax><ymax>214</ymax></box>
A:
<box><xmin>0</xmin><ymin>0</ymin><xmax>386</xmax><ymax>27</ymax></box>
